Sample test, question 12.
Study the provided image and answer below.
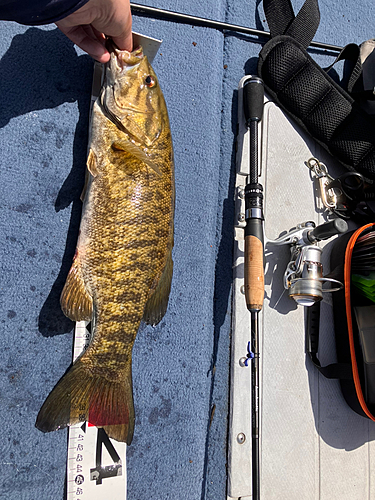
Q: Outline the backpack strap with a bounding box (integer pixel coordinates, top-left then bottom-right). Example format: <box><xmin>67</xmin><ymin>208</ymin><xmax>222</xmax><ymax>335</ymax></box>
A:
<box><xmin>264</xmin><ymin>0</ymin><xmax>365</xmax><ymax>96</ymax></box>
<box><xmin>258</xmin><ymin>0</ymin><xmax>375</xmax><ymax>180</ymax></box>
<box><xmin>306</xmin><ymin>302</ymin><xmax>353</xmax><ymax>380</ymax></box>
<box><xmin>325</xmin><ymin>44</ymin><xmax>363</xmax><ymax>94</ymax></box>
<box><xmin>263</xmin><ymin>0</ymin><xmax>320</xmax><ymax>49</ymax></box>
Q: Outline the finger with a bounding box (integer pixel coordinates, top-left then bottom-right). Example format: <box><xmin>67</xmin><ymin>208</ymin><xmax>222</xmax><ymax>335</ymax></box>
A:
<box><xmin>91</xmin><ymin>25</ymin><xmax>107</xmax><ymax>44</ymax></box>
<box><xmin>92</xmin><ymin>20</ymin><xmax>132</xmax><ymax>52</ymax></box>
<box><xmin>80</xmin><ymin>24</ymin><xmax>107</xmax><ymax>48</ymax></box>
<box><xmin>111</xmin><ymin>27</ymin><xmax>133</xmax><ymax>52</ymax></box>
<box><xmin>81</xmin><ymin>24</ymin><xmax>101</xmax><ymax>41</ymax></box>
<box><xmin>109</xmin><ymin>6</ymin><xmax>133</xmax><ymax>52</ymax></box>
<box><xmin>56</xmin><ymin>23</ymin><xmax>110</xmax><ymax>63</ymax></box>
<box><xmin>91</xmin><ymin>1</ymin><xmax>133</xmax><ymax>51</ymax></box>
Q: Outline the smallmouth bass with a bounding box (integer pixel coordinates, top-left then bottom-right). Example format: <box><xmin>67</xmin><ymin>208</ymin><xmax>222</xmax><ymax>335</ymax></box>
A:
<box><xmin>36</xmin><ymin>44</ymin><xmax>175</xmax><ymax>444</ymax></box>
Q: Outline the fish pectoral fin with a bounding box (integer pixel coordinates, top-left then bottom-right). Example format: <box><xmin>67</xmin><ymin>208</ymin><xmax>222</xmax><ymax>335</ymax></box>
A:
<box><xmin>112</xmin><ymin>140</ymin><xmax>161</xmax><ymax>176</ymax></box>
<box><xmin>81</xmin><ymin>149</ymin><xmax>98</xmax><ymax>202</ymax></box>
<box><xmin>87</xmin><ymin>149</ymin><xmax>99</xmax><ymax>177</ymax></box>
<box><xmin>60</xmin><ymin>256</ymin><xmax>93</xmax><ymax>322</ymax></box>
<box><xmin>143</xmin><ymin>250</ymin><xmax>173</xmax><ymax>326</ymax></box>
<box><xmin>35</xmin><ymin>358</ymin><xmax>135</xmax><ymax>445</ymax></box>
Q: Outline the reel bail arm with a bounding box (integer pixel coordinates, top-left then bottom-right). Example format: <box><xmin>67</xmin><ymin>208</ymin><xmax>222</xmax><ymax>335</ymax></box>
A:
<box><xmin>270</xmin><ymin>219</ymin><xmax>348</xmax><ymax>306</ymax></box>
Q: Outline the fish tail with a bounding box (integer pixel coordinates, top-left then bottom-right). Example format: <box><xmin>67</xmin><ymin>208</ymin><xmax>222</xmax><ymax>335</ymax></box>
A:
<box><xmin>35</xmin><ymin>359</ymin><xmax>135</xmax><ymax>444</ymax></box>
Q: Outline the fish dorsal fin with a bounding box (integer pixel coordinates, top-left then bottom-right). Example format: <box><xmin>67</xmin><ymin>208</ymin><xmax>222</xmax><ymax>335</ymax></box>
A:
<box><xmin>112</xmin><ymin>140</ymin><xmax>161</xmax><ymax>176</ymax></box>
<box><xmin>60</xmin><ymin>256</ymin><xmax>93</xmax><ymax>322</ymax></box>
<box><xmin>143</xmin><ymin>250</ymin><xmax>173</xmax><ymax>326</ymax></box>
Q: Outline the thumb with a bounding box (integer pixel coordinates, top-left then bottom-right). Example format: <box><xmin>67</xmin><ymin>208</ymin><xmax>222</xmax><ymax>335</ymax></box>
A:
<box><xmin>112</xmin><ymin>27</ymin><xmax>133</xmax><ymax>52</ymax></box>
<box><xmin>92</xmin><ymin>1</ymin><xmax>133</xmax><ymax>52</ymax></box>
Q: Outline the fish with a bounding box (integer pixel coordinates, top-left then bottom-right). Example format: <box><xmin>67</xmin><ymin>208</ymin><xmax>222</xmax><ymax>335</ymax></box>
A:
<box><xmin>35</xmin><ymin>44</ymin><xmax>175</xmax><ymax>444</ymax></box>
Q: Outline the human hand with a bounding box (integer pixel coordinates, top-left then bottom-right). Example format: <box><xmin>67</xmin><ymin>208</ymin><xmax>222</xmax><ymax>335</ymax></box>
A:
<box><xmin>56</xmin><ymin>0</ymin><xmax>132</xmax><ymax>63</ymax></box>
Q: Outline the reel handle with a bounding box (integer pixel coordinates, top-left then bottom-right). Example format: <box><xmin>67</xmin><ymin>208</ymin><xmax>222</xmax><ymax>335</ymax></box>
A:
<box><xmin>309</xmin><ymin>218</ymin><xmax>348</xmax><ymax>242</ymax></box>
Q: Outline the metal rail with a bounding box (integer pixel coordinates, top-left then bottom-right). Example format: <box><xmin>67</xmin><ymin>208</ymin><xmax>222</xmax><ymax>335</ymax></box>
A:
<box><xmin>130</xmin><ymin>3</ymin><xmax>343</xmax><ymax>52</ymax></box>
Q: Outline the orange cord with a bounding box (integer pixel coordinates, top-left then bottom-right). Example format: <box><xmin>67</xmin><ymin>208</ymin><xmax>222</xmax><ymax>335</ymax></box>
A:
<box><xmin>344</xmin><ymin>223</ymin><xmax>375</xmax><ymax>420</ymax></box>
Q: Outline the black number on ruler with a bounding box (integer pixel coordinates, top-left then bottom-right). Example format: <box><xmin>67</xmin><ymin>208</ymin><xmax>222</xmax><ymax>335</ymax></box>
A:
<box><xmin>90</xmin><ymin>428</ymin><xmax>122</xmax><ymax>485</ymax></box>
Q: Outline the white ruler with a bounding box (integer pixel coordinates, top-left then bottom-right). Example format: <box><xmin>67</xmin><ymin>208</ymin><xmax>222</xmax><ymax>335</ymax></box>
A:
<box><xmin>65</xmin><ymin>33</ymin><xmax>162</xmax><ymax>500</ymax></box>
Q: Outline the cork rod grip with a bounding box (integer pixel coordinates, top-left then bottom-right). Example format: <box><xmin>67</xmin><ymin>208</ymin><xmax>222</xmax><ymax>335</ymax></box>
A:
<box><xmin>244</xmin><ymin>234</ymin><xmax>264</xmax><ymax>311</ymax></box>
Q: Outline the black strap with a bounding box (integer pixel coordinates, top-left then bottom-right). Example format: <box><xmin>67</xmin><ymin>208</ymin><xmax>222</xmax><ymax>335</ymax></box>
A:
<box><xmin>263</xmin><ymin>0</ymin><xmax>369</xmax><ymax>100</ymax></box>
<box><xmin>263</xmin><ymin>0</ymin><xmax>320</xmax><ymax>49</ymax></box>
<box><xmin>306</xmin><ymin>303</ymin><xmax>353</xmax><ymax>380</ymax></box>
<box><xmin>325</xmin><ymin>43</ymin><xmax>365</xmax><ymax>95</ymax></box>
<box><xmin>309</xmin><ymin>353</ymin><xmax>353</xmax><ymax>379</ymax></box>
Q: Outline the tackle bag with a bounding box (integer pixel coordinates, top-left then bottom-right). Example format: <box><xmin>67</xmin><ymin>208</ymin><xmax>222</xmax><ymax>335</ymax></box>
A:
<box><xmin>258</xmin><ymin>0</ymin><xmax>375</xmax><ymax>180</ymax></box>
<box><xmin>307</xmin><ymin>223</ymin><xmax>375</xmax><ymax>419</ymax></box>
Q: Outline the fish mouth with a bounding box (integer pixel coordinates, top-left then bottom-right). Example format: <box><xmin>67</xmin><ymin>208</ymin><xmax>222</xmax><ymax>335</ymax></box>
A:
<box><xmin>106</xmin><ymin>40</ymin><xmax>144</xmax><ymax>73</ymax></box>
<box><xmin>103</xmin><ymin>41</ymin><xmax>150</xmax><ymax>119</ymax></box>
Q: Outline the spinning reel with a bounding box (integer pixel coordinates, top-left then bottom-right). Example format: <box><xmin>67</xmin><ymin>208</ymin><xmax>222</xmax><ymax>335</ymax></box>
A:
<box><xmin>270</xmin><ymin>219</ymin><xmax>348</xmax><ymax>306</ymax></box>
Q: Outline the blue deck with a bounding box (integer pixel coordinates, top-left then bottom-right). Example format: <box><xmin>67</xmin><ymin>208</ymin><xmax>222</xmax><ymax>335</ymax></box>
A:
<box><xmin>0</xmin><ymin>1</ymin><xmax>374</xmax><ymax>499</ymax></box>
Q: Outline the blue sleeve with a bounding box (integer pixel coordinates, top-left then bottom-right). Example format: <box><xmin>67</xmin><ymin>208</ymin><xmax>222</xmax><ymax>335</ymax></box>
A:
<box><xmin>0</xmin><ymin>0</ymin><xmax>90</xmax><ymax>25</ymax></box>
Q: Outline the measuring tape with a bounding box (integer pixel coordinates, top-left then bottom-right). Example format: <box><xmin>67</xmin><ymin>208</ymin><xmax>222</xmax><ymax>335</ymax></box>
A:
<box><xmin>66</xmin><ymin>321</ymin><xmax>127</xmax><ymax>500</ymax></box>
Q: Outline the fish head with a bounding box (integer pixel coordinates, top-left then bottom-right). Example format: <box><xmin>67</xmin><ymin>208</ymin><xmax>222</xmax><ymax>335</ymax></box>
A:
<box><xmin>102</xmin><ymin>43</ymin><xmax>165</xmax><ymax>149</ymax></box>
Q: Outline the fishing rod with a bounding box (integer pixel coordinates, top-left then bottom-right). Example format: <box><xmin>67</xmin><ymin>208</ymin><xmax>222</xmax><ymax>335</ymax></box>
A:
<box><xmin>243</xmin><ymin>76</ymin><xmax>265</xmax><ymax>500</ymax></box>
<box><xmin>130</xmin><ymin>2</ymin><xmax>343</xmax><ymax>52</ymax></box>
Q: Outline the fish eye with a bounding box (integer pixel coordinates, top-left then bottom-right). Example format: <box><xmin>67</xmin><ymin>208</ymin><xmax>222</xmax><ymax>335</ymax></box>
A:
<box><xmin>145</xmin><ymin>75</ymin><xmax>155</xmax><ymax>87</ymax></box>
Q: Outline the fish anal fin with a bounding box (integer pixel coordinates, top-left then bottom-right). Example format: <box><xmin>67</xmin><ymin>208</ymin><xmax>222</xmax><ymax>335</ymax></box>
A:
<box><xmin>143</xmin><ymin>250</ymin><xmax>173</xmax><ymax>326</ymax></box>
<box><xmin>60</xmin><ymin>256</ymin><xmax>93</xmax><ymax>322</ymax></box>
<box><xmin>35</xmin><ymin>359</ymin><xmax>135</xmax><ymax>445</ymax></box>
